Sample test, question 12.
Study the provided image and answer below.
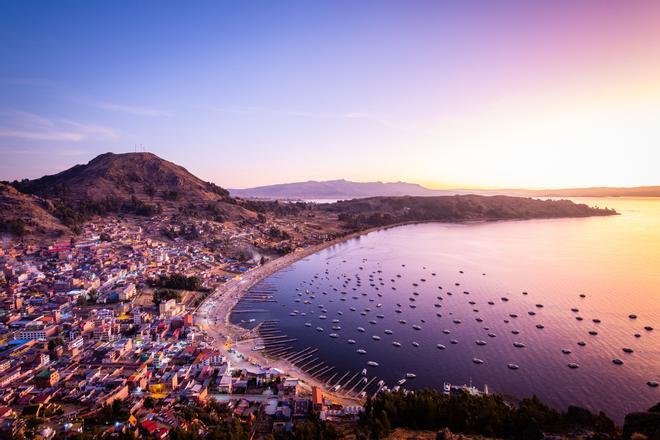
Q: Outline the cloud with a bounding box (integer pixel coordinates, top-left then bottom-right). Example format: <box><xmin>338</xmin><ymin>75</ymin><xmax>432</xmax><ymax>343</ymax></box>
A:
<box><xmin>0</xmin><ymin>109</ymin><xmax>118</xmax><ymax>142</ymax></box>
<box><xmin>98</xmin><ymin>102</ymin><xmax>171</xmax><ymax>116</ymax></box>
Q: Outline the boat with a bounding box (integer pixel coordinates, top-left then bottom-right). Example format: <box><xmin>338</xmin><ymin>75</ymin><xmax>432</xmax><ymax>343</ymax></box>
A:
<box><xmin>253</xmin><ymin>345</ymin><xmax>266</xmax><ymax>351</ymax></box>
<box><xmin>589</xmin><ymin>330</ymin><xmax>598</xmax><ymax>335</ymax></box>
<box><xmin>384</xmin><ymin>329</ymin><xmax>393</xmax><ymax>335</ymax></box>
<box><xmin>568</xmin><ymin>363</ymin><xmax>580</xmax><ymax>369</ymax></box>
<box><xmin>577</xmin><ymin>341</ymin><xmax>586</xmax><ymax>346</ymax></box>
<box><xmin>622</xmin><ymin>347</ymin><xmax>634</xmax><ymax>353</ymax></box>
<box><xmin>392</xmin><ymin>341</ymin><xmax>401</xmax><ymax>347</ymax></box>
<box><xmin>644</xmin><ymin>326</ymin><xmax>654</xmax><ymax>331</ymax></box>
<box><xmin>450</xmin><ymin>339</ymin><xmax>459</xmax><ymax>344</ymax></box>
<box><xmin>316</xmin><ymin>327</ymin><xmax>324</xmax><ymax>332</ymax></box>
<box><xmin>305</xmin><ymin>322</ymin><xmax>312</xmax><ymax>327</ymax></box>
<box><xmin>648</xmin><ymin>381</ymin><xmax>659</xmax><ymax>388</ymax></box>
<box><xmin>612</xmin><ymin>358</ymin><xmax>624</xmax><ymax>365</ymax></box>
<box><xmin>362</xmin><ymin>368</ymin><xmax>367</xmax><ymax>375</ymax></box>
<box><xmin>397</xmin><ymin>378</ymin><xmax>406</xmax><ymax>385</ymax></box>
<box><xmin>507</xmin><ymin>363</ymin><xmax>519</xmax><ymax>370</ymax></box>
<box><xmin>412</xmin><ymin>325</ymin><xmax>422</xmax><ymax>331</ymax></box>
<box><xmin>357</xmin><ymin>327</ymin><xmax>365</xmax><ymax>333</ymax></box>
<box><xmin>536</xmin><ymin>324</ymin><xmax>545</xmax><ymax>329</ymax></box>
<box><xmin>329</xmin><ymin>333</ymin><xmax>339</xmax><ymax>338</ymax></box>
<box><xmin>472</xmin><ymin>358</ymin><xmax>484</xmax><ymax>364</ymax></box>
<box><xmin>406</xmin><ymin>373</ymin><xmax>416</xmax><ymax>379</ymax></box>
<box><xmin>561</xmin><ymin>348</ymin><xmax>571</xmax><ymax>354</ymax></box>
<box><xmin>513</xmin><ymin>342</ymin><xmax>525</xmax><ymax>348</ymax></box>
<box><xmin>436</xmin><ymin>344</ymin><xmax>446</xmax><ymax>350</ymax></box>
<box><xmin>372</xmin><ymin>335</ymin><xmax>381</xmax><ymax>341</ymax></box>
<box><xmin>628</xmin><ymin>314</ymin><xmax>637</xmax><ymax>319</ymax></box>
<box><xmin>357</xmin><ymin>349</ymin><xmax>367</xmax><ymax>354</ymax></box>
<box><xmin>412</xmin><ymin>341</ymin><xmax>420</xmax><ymax>347</ymax></box>
<box><xmin>367</xmin><ymin>361</ymin><xmax>379</xmax><ymax>367</ymax></box>
<box><xmin>475</xmin><ymin>340</ymin><xmax>487</xmax><ymax>346</ymax></box>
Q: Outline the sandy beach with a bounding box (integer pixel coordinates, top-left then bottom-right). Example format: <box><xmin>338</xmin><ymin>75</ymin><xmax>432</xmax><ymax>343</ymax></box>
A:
<box><xmin>194</xmin><ymin>225</ymin><xmax>398</xmax><ymax>405</ymax></box>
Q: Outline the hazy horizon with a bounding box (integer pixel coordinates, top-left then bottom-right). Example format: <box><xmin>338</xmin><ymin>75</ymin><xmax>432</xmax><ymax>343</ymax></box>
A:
<box><xmin>2</xmin><ymin>1</ymin><xmax>660</xmax><ymax>189</ymax></box>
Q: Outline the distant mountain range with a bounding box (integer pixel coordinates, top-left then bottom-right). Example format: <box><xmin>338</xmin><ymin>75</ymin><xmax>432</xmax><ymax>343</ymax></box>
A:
<box><xmin>230</xmin><ymin>179</ymin><xmax>660</xmax><ymax>200</ymax></box>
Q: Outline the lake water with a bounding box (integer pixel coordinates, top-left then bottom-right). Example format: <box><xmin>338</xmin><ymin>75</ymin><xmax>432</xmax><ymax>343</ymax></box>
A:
<box><xmin>231</xmin><ymin>198</ymin><xmax>659</xmax><ymax>421</ymax></box>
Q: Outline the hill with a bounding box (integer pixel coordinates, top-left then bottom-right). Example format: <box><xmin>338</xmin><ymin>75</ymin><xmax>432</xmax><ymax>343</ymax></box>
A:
<box><xmin>11</xmin><ymin>152</ymin><xmax>256</xmax><ymax>227</ymax></box>
<box><xmin>230</xmin><ymin>179</ymin><xmax>451</xmax><ymax>199</ymax></box>
<box><xmin>0</xmin><ymin>182</ymin><xmax>68</xmax><ymax>237</ymax></box>
<box><xmin>231</xmin><ymin>179</ymin><xmax>660</xmax><ymax>200</ymax></box>
<box><xmin>321</xmin><ymin>195</ymin><xmax>617</xmax><ymax>230</ymax></box>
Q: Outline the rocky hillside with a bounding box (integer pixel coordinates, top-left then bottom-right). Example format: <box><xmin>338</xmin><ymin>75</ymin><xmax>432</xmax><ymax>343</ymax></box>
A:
<box><xmin>0</xmin><ymin>183</ymin><xmax>68</xmax><ymax>237</ymax></box>
<box><xmin>11</xmin><ymin>152</ymin><xmax>257</xmax><ymax>226</ymax></box>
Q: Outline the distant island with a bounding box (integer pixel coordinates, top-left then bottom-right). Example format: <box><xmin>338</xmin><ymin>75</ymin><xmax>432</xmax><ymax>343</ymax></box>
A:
<box><xmin>230</xmin><ymin>179</ymin><xmax>660</xmax><ymax>200</ymax></box>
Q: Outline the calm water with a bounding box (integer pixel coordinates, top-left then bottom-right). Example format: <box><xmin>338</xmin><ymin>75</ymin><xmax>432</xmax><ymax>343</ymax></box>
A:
<box><xmin>231</xmin><ymin>198</ymin><xmax>659</xmax><ymax>421</ymax></box>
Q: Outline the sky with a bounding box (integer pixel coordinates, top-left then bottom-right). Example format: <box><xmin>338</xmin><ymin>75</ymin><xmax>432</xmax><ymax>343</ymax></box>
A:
<box><xmin>1</xmin><ymin>0</ymin><xmax>660</xmax><ymax>189</ymax></box>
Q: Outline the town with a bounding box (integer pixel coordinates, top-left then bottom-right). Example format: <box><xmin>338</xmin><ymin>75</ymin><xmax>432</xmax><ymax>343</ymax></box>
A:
<box><xmin>0</xmin><ymin>214</ymin><xmax>359</xmax><ymax>439</ymax></box>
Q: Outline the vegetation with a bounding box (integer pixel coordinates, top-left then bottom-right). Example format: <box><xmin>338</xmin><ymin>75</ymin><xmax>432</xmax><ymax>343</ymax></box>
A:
<box><xmin>323</xmin><ymin>195</ymin><xmax>617</xmax><ymax>230</ymax></box>
<box><xmin>153</xmin><ymin>288</ymin><xmax>180</xmax><ymax>306</ymax></box>
<box><xmin>360</xmin><ymin>390</ymin><xmax>619</xmax><ymax>439</ymax></box>
<box><xmin>152</xmin><ymin>273</ymin><xmax>204</xmax><ymax>291</ymax></box>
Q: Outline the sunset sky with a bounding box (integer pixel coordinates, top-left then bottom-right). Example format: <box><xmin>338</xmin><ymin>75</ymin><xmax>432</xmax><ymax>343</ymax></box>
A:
<box><xmin>1</xmin><ymin>1</ymin><xmax>660</xmax><ymax>189</ymax></box>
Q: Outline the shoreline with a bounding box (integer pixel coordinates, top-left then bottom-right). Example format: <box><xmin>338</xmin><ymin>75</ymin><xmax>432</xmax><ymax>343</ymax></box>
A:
<box><xmin>194</xmin><ymin>224</ymin><xmax>402</xmax><ymax>405</ymax></box>
<box><xmin>193</xmin><ymin>212</ymin><xmax>619</xmax><ymax>405</ymax></box>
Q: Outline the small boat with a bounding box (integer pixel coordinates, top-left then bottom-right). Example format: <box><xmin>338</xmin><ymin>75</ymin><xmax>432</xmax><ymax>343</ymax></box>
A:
<box><xmin>622</xmin><ymin>347</ymin><xmax>634</xmax><ymax>353</ymax></box>
<box><xmin>397</xmin><ymin>378</ymin><xmax>406</xmax><ymax>385</ymax></box>
<box><xmin>528</xmin><ymin>311</ymin><xmax>536</xmax><ymax>316</ymax></box>
<box><xmin>628</xmin><ymin>314</ymin><xmax>637</xmax><ymax>319</ymax></box>
<box><xmin>348</xmin><ymin>339</ymin><xmax>356</xmax><ymax>344</ymax></box>
<box><xmin>472</xmin><ymin>358</ymin><xmax>484</xmax><ymax>364</ymax></box>
<box><xmin>561</xmin><ymin>348</ymin><xmax>572</xmax><ymax>354</ymax></box>
<box><xmin>577</xmin><ymin>341</ymin><xmax>587</xmax><ymax>347</ymax></box>
<box><xmin>443</xmin><ymin>329</ymin><xmax>451</xmax><ymax>334</ymax></box>
<box><xmin>305</xmin><ymin>322</ymin><xmax>312</xmax><ymax>327</ymax></box>
<box><xmin>406</xmin><ymin>373</ymin><xmax>416</xmax><ymax>379</ymax></box>
<box><xmin>357</xmin><ymin>327</ymin><xmax>366</xmax><ymax>333</ymax></box>
<box><xmin>536</xmin><ymin>324</ymin><xmax>545</xmax><ymax>329</ymax></box>
<box><xmin>329</xmin><ymin>333</ymin><xmax>339</xmax><ymax>338</ymax></box>
<box><xmin>367</xmin><ymin>361</ymin><xmax>379</xmax><ymax>367</ymax></box>
<box><xmin>634</xmin><ymin>333</ymin><xmax>641</xmax><ymax>338</ymax></box>
<box><xmin>316</xmin><ymin>327</ymin><xmax>324</xmax><ymax>332</ymax></box>
<box><xmin>392</xmin><ymin>341</ymin><xmax>401</xmax><ymax>347</ymax></box>
<box><xmin>648</xmin><ymin>381</ymin><xmax>659</xmax><ymax>388</ymax></box>
<box><xmin>568</xmin><ymin>363</ymin><xmax>580</xmax><ymax>369</ymax></box>
<box><xmin>412</xmin><ymin>325</ymin><xmax>422</xmax><ymax>331</ymax></box>
<box><xmin>579</xmin><ymin>293</ymin><xmax>586</xmax><ymax>298</ymax></box>
<box><xmin>644</xmin><ymin>326</ymin><xmax>654</xmax><ymax>331</ymax></box>
<box><xmin>511</xmin><ymin>330</ymin><xmax>520</xmax><ymax>335</ymax></box>
<box><xmin>535</xmin><ymin>304</ymin><xmax>544</xmax><ymax>308</ymax></box>
<box><xmin>372</xmin><ymin>335</ymin><xmax>381</xmax><ymax>341</ymax></box>
<box><xmin>332</xmin><ymin>325</ymin><xmax>341</xmax><ymax>330</ymax></box>
<box><xmin>592</xmin><ymin>318</ymin><xmax>601</xmax><ymax>323</ymax></box>
<box><xmin>507</xmin><ymin>363</ymin><xmax>519</xmax><ymax>370</ymax></box>
<box><xmin>475</xmin><ymin>340</ymin><xmax>487</xmax><ymax>346</ymax></box>
<box><xmin>450</xmin><ymin>339</ymin><xmax>459</xmax><ymax>344</ymax></box>
<box><xmin>357</xmin><ymin>349</ymin><xmax>367</xmax><ymax>354</ymax></box>
<box><xmin>488</xmin><ymin>333</ymin><xmax>497</xmax><ymax>338</ymax></box>
<box><xmin>501</xmin><ymin>297</ymin><xmax>509</xmax><ymax>302</ymax></box>
<box><xmin>399</xmin><ymin>319</ymin><xmax>407</xmax><ymax>324</ymax></box>
<box><xmin>510</xmin><ymin>313</ymin><xmax>518</xmax><ymax>318</ymax></box>
<box><xmin>384</xmin><ymin>329</ymin><xmax>393</xmax><ymax>335</ymax></box>
<box><xmin>588</xmin><ymin>330</ymin><xmax>598</xmax><ymax>336</ymax></box>
<box><xmin>571</xmin><ymin>308</ymin><xmax>579</xmax><ymax>312</ymax></box>
<box><xmin>453</xmin><ymin>319</ymin><xmax>462</xmax><ymax>324</ymax></box>
<box><xmin>576</xmin><ymin>316</ymin><xmax>584</xmax><ymax>321</ymax></box>
<box><xmin>436</xmin><ymin>344</ymin><xmax>446</xmax><ymax>350</ymax></box>
<box><xmin>612</xmin><ymin>358</ymin><xmax>624</xmax><ymax>365</ymax></box>
<box><xmin>513</xmin><ymin>342</ymin><xmax>525</xmax><ymax>348</ymax></box>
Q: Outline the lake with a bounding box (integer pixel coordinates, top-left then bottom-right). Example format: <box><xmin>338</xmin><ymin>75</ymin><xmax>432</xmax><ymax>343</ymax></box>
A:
<box><xmin>231</xmin><ymin>197</ymin><xmax>659</xmax><ymax>421</ymax></box>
